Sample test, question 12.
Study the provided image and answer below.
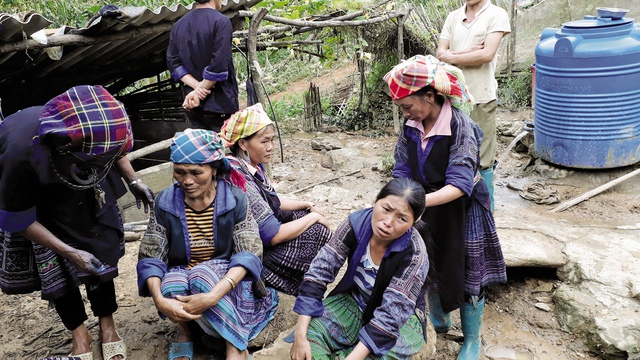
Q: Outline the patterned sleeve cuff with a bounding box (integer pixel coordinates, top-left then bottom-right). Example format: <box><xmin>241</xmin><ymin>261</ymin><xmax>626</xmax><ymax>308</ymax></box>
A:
<box><xmin>0</xmin><ymin>207</ymin><xmax>36</xmax><ymax>232</ymax></box>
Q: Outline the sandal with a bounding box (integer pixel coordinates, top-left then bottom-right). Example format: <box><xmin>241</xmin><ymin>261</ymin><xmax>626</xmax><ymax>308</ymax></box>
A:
<box><xmin>68</xmin><ymin>352</ymin><xmax>92</xmax><ymax>360</ymax></box>
<box><xmin>169</xmin><ymin>341</ymin><xmax>194</xmax><ymax>360</ymax></box>
<box><xmin>101</xmin><ymin>336</ymin><xmax>126</xmax><ymax>360</ymax></box>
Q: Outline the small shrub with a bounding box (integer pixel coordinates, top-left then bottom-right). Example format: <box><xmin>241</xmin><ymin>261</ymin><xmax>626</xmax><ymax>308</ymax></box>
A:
<box><xmin>380</xmin><ymin>152</ymin><xmax>395</xmax><ymax>176</ymax></box>
<box><xmin>497</xmin><ymin>69</ymin><xmax>533</xmax><ymax>110</ymax></box>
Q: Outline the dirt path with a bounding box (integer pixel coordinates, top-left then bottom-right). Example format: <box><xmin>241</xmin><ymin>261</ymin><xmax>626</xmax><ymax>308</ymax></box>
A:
<box><xmin>2</xmin><ymin>68</ymin><xmax>637</xmax><ymax>359</ymax></box>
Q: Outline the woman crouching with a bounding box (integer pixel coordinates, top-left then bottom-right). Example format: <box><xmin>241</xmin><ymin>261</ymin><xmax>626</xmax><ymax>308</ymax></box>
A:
<box><xmin>137</xmin><ymin>129</ymin><xmax>278</xmax><ymax>360</ymax></box>
<box><xmin>290</xmin><ymin>178</ymin><xmax>430</xmax><ymax>360</ymax></box>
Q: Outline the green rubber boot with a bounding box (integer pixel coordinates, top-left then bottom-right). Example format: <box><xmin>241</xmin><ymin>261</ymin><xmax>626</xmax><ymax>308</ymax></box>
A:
<box><xmin>479</xmin><ymin>167</ymin><xmax>494</xmax><ymax>212</ymax></box>
<box><xmin>428</xmin><ymin>292</ymin><xmax>451</xmax><ymax>333</ymax></box>
<box><xmin>457</xmin><ymin>297</ymin><xmax>485</xmax><ymax>360</ymax></box>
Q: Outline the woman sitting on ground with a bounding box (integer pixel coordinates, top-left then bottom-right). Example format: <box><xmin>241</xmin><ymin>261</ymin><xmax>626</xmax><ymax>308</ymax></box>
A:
<box><xmin>219</xmin><ymin>103</ymin><xmax>332</xmax><ymax>295</ymax></box>
<box><xmin>137</xmin><ymin>129</ymin><xmax>278</xmax><ymax>360</ymax></box>
<box><xmin>290</xmin><ymin>177</ymin><xmax>430</xmax><ymax>360</ymax></box>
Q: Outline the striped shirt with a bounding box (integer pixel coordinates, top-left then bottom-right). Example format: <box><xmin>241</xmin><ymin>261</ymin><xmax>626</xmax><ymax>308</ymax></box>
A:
<box><xmin>352</xmin><ymin>243</ymin><xmax>379</xmax><ymax>311</ymax></box>
<box><xmin>185</xmin><ymin>201</ymin><xmax>216</xmax><ymax>268</ymax></box>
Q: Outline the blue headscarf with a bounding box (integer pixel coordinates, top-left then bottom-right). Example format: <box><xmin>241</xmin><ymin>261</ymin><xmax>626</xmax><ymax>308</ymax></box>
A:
<box><xmin>170</xmin><ymin>129</ymin><xmax>225</xmax><ymax>164</ymax></box>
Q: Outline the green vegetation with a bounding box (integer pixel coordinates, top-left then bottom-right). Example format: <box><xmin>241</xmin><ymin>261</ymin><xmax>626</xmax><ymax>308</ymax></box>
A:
<box><xmin>497</xmin><ymin>68</ymin><xmax>533</xmax><ymax>110</ymax></box>
<box><xmin>4</xmin><ymin>0</ymin><xmax>519</xmax><ymax>132</ymax></box>
<box><xmin>380</xmin><ymin>153</ymin><xmax>395</xmax><ymax>176</ymax></box>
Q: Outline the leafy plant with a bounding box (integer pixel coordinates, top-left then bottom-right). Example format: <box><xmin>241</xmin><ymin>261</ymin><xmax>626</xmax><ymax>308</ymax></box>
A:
<box><xmin>497</xmin><ymin>68</ymin><xmax>532</xmax><ymax>110</ymax></box>
<box><xmin>380</xmin><ymin>152</ymin><xmax>395</xmax><ymax>176</ymax></box>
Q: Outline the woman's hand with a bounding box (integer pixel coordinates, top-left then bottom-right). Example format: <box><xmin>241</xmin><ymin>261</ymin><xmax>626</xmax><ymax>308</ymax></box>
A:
<box><xmin>128</xmin><ymin>179</ymin><xmax>155</xmax><ymax>213</ymax></box>
<box><xmin>306</xmin><ymin>202</ymin><xmax>325</xmax><ymax>217</ymax></box>
<box><xmin>313</xmin><ymin>212</ymin><xmax>330</xmax><ymax>229</ymax></box>
<box><xmin>176</xmin><ymin>293</ymin><xmax>217</xmax><ymax>315</ymax></box>
<box><xmin>155</xmin><ymin>297</ymin><xmax>202</xmax><ymax>323</ymax></box>
<box><xmin>67</xmin><ymin>248</ymin><xmax>105</xmax><ymax>274</ymax></box>
<box><xmin>290</xmin><ymin>335</ymin><xmax>312</xmax><ymax>360</ymax></box>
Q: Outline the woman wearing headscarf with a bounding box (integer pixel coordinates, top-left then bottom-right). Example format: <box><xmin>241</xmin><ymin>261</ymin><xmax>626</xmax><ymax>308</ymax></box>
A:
<box><xmin>0</xmin><ymin>85</ymin><xmax>155</xmax><ymax>360</ymax></box>
<box><xmin>219</xmin><ymin>103</ymin><xmax>332</xmax><ymax>296</ymax></box>
<box><xmin>289</xmin><ymin>178</ymin><xmax>430</xmax><ymax>360</ymax></box>
<box><xmin>137</xmin><ymin>129</ymin><xmax>278</xmax><ymax>360</ymax></box>
<box><xmin>383</xmin><ymin>55</ymin><xmax>507</xmax><ymax>360</ymax></box>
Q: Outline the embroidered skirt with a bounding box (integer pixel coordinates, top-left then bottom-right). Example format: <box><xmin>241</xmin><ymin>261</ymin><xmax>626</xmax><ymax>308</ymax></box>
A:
<box><xmin>464</xmin><ymin>200</ymin><xmax>507</xmax><ymax>296</ymax></box>
<box><xmin>262</xmin><ymin>210</ymin><xmax>331</xmax><ymax>295</ymax></box>
<box><xmin>307</xmin><ymin>293</ymin><xmax>423</xmax><ymax>360</ymax></box>
<box><xmin>161</xmin><ymin>259</ymin><xmax>279</xmax><ymax>351</ymax></box>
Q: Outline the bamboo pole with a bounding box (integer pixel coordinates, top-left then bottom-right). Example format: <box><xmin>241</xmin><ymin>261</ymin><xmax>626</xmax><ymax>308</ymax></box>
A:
<box><xmin>126</xmin><ymin>138</ymin><xmax>173</xmax><ymax>161</ymax></box>
<box><xmin>549</xmin><ymin>167</ymin><xmax>640</xmax><ymax>213</ymax></box>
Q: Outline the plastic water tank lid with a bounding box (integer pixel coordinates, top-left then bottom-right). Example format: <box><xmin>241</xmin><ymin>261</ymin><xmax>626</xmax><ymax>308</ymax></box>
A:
<box><xmin>596</xmin><ymin>7</ymin><xmax>629</xmax><ymax>20</ymax></box>
<box><xmin>562</xmin><ymin>16</ymin><xmax>632</xmax><ymax>28</ymax></box>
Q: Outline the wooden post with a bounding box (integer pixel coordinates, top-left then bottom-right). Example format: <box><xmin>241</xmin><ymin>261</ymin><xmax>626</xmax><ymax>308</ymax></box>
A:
<box><xmin>247</xmin><ymin>8</ymin><xmax>273</xmax><ymax>176</ymax></box>
<box><xmin>393</xmin><ymin>12</ymin><xmax>409</xmax><ymax>135</ymax></box>
<box><xmin>303</xmin><ymin>83</ymin><xmax>321</xmax><ymax>131</ymax></box>
<box><xmin>247</xmin><ymin>8</ymin><xmax>269</xmax><ymax>106</ymax></box>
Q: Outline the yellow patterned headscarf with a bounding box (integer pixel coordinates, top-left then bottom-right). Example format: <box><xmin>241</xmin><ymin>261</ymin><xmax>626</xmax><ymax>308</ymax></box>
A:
<box><xmin>219</xmin><ymin>103</ymin><xmax>273</xmax><ymax>147</ymax></box>
<box><xmin>383</xmin><ymin>55</ymin><xmax>474</xmax><ymax>114</ymax></box>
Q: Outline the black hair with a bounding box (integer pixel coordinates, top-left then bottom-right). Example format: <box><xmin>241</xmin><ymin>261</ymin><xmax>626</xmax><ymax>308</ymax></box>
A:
<box><xmin>375</xmin><ymin>177</ymin><xmax>426</xmax><ymax>222</ymax></box>
<box><xmin>194</xmin><ymin>0</ymin><xmax>210</xmax><ymax>4</ymax></box>
<box><xmin>210</xmin><ymin>158</ymin><xmax>231</xmax><ymax>177</ymax></box>
<box><xmin>413</xmin><ymin>85</ymin><xmax>445</xmax><ymax>106</ymax></box>
<box><xmin>376</xmin><ymin>178</ymin><xmax>438</xmax><ymax>284</ymax></box>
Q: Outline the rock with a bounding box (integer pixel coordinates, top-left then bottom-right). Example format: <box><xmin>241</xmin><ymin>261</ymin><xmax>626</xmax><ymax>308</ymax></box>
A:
<box><xmin>320</xmin><ymin>148</ymin><xmax>380</xmax><ymax>171</ymax></box>
<box><xmin>533</xmin><ymin>281</ymin><xmax>554</xmax><ymax>293</ymax></box>
<box><xmin>249</xmin><ymin>292</ymin><xmax>298</xmax><ymax>348</ymax></box>
<box><xmin>410</xmin><ymin>319</ymin><xmax>436</xmax><ymax>359</ymax></box>
<box><xmin>311</xmin><ymin>137</ymin><xmax>343</xmax><ymax>151</ymax></box>
<box><xmin>535</xmin><ymin>302</ymin><xmax>551</xmax><ymax>312</ymax></box>
<box><xmin>309</xmin><ymin>185</ymin><xmax>356</xmax><ymax>206</ymax></box>
<box><xmin>498</xmin><ymin>228</ymin><xmax>566</xmax><ymax>267</ymax></box>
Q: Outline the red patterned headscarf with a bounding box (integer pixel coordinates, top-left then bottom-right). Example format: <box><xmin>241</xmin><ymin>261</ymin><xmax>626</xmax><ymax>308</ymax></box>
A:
<box><xmin>383</xmin><ymin>55</ymin><xmax>474</xmax><ymax>114</ymax></box>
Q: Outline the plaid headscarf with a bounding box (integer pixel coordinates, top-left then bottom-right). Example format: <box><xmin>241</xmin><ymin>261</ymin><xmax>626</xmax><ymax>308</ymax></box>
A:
<box><xmin>170</xmin><ymin>129</ymin><xmax>225</xmax><ymax>164</ymax></box>
<box><xmin>219</xmin><ymin>103</ymin><xmax>273</xmax><ymax>147</ymax></box>
<box><xmin>383</xmin><ymin>55</ymin><xmax>474</xmax><ymax>114</ymax></box>
<box><xmin>37</xmin><ymin>85</ymin><xmax>134</xmax><ymax>165</ymax></box>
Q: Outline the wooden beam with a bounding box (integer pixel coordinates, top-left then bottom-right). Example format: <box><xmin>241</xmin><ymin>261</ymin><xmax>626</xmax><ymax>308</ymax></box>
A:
<box><xmin>237</xmin><ymin>10</ymin><xmax>404</xmax><ymax>29</ymax></box>
<box><xmin>0</xmin><ymin>22</ymin><xmax>173</xmax><ymax>54</ymax></box>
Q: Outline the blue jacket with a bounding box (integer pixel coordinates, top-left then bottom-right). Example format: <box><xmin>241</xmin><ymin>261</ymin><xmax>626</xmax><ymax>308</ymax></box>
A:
<box><xmin>294</xmin><ymin>208</ymin><xmax>429</xmax><ymax>356</ymax></box>
<box><xmin>137</xmin><ymin>179</ymin><xmax>264</xmax><ymax>297</ymax></box>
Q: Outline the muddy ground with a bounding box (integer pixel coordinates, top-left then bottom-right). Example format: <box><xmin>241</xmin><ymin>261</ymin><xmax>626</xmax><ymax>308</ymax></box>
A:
<box><xmin>2</xmin><ymin>73</ymin><xmax>639</xmax><ymax>360</ymax></box>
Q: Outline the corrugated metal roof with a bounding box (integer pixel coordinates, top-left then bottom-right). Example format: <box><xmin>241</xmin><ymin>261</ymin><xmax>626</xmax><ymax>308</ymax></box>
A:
<box><xmin>0</xmin><ymin>1</ymin><xmax>261</xmax><ymax>116</ymax></box>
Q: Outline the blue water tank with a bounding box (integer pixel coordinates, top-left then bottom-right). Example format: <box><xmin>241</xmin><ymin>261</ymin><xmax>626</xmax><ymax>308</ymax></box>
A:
<box><xmin>534</xmin><ymin>9</ymin><xmax>640</xmax><ymax>168</ymax></box>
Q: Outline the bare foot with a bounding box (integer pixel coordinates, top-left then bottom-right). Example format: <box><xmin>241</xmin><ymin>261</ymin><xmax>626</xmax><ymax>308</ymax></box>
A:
<box><xmin>70</xmin><ymin>324</ymin><xmax>92</xmax><ymax>356</ymax></box>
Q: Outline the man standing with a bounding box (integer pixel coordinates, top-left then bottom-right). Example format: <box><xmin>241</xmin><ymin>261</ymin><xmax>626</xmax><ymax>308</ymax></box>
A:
<box><xmin>437</xmin><ymin>0</ymin><xmax>510</xmax><ymax>213</ymax></box>
<box><xmin>167</xmin><ymin>0</ymin><xmax>239</xmax><ymax>131</ymax></box>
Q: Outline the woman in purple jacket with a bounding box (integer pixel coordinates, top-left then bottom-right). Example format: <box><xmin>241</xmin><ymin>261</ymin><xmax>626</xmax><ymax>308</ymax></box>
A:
<box><xmin>290</xmin><ymin>178</ymin><xmax>430</xmax><ymax>360</ymax></box>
